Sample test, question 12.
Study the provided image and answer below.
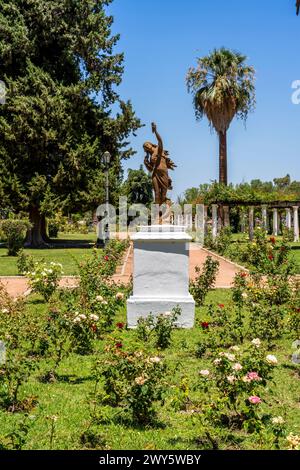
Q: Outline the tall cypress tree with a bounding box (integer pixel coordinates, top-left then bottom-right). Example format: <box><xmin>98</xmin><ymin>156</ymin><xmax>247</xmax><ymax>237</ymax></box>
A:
<box><xmin>0</xmin><ymin>0</ymin><xmax>140</xmax><ymax>246</ymax></box>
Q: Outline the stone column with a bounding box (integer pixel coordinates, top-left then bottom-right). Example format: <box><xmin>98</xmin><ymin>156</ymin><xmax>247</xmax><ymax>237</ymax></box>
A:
<box><xmin>249</xmin><ymin>206</ymin><xmax>254</xmax><ymax>240</ymax></box>
<box><xmin>212</xmin><ymin>204</ymin><xmax>218</xmax><ymax>240</ymax></box>
<box><xmin>240</xmin><ymin>211</ymin><xmax>246</xmax><ymax>233</ymax></box>
<box><xmin>272</xmin><ymin>209</ymin><xmax>278</xmax><ymax>236</ymax></box>
<box><xmin>293</xmin><ymin>206</ymin><xmax>299</xmax><ymax>242</ymax></box>
<box><xmin>286</xmin><ymin>208</ymin><xmax>292</xmax><ymax>230</ymax></box>
<box><xmin>223</xmin><ymin>206</ymin><xmax>230</xmax><ymax>227</ymax></box>
<box><xmin>204</xmin><ymin>205</ymin><xmax>208</xmax><ymax>235</ymax></box>
<box><xmin>261</xmin><ymin>205</ymin><xmax>268</xmax><ymax>231</ymax></box>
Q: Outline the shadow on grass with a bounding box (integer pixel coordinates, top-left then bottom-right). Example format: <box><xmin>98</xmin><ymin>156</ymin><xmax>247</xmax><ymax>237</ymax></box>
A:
<box><xmin>282</xmin><ymin>363</ymin><xmax>300</xmax><ymax>377</ymax></box>
<box><xmin>168</xmin><ymin>432</ymin><xmax>244</xmax><ymax>450</ymax></box>
<box><xmin>93</xmin><ymin>408</ymin><xmax>166</xmax><ymax>430</ymax></box>
<box><xmin>26</xmin><ymin>298</ymin><xmax>46</xmax><ymax>305</ymax></box>
<box><xmin>38</xmin><ymin>372</ymin><xmax>94</xmax><ymax>385</ymax></box>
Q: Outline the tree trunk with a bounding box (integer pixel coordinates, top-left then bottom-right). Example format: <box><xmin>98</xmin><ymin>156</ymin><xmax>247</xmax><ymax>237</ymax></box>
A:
<box><xmin>25</xmin><ymin>206</ymin><xmax>50</xmax><ymax>247</ymax></box>
<box><xmin>219</xmin><ymin>130</ymin><xmax>228</xmax><ymax>185</ymax></box>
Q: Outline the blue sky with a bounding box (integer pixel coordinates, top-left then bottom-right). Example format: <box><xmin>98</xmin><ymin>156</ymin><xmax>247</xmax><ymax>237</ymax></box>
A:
<box><xmin>108</xmin><ymin>0</ymin><xmax>300</xmax><ymax>198</ymax></box>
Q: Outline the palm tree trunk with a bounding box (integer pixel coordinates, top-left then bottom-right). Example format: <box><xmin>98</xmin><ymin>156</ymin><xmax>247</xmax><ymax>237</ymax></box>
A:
<box><xmin>219</xmin><ymin>130</ymin><xmax>228</xmax><ymax>185</ymax></box>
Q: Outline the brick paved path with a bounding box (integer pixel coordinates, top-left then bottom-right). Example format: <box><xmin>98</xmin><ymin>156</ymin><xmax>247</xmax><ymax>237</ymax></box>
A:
<box><xmin>1</xmin><ymin>244</ymin><xmax>246</xmax><ymax>298</ymax></box>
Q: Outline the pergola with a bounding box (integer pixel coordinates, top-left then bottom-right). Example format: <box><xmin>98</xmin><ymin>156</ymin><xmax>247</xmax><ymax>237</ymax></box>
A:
<box><xmin>172</xmin><ymin>201</ymin><xmax>300</xmax><ymax>243</ymax></box>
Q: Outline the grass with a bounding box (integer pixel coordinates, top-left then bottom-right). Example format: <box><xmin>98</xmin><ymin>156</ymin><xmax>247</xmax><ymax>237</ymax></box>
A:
<box><xmin>0</xmin><ymin>289</ymin><xmax>299</xmax><ymax>450</ymax></box>
<box><xmin>0</xmin><ymin>232</ymin><xmax>97</xmax><ymax>276</ymax></box>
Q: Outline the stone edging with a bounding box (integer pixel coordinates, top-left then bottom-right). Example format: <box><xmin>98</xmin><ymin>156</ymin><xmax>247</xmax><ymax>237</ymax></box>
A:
<box><xmin>199</xmin><ymin>246</ymin><xmax>249</xmax><ymax>272</ymax></box>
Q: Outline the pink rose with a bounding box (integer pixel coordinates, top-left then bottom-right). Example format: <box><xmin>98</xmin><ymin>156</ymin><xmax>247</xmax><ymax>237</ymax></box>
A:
<box><xmin>248</xmin><ymin>395</ymin><xmax>261</xmax><ymax>404</ymax></box>
<box><xmin>247</xmin><ymin>372</ymin><xmax>261</xmax><ymax>381</ymax></box>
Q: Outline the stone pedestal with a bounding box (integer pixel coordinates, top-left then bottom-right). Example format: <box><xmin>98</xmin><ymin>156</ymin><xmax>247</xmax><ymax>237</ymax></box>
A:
<box><xmin>126</xmin><ymin>225</ymin><xmax>195</xmax><ymax>328</ymax></box>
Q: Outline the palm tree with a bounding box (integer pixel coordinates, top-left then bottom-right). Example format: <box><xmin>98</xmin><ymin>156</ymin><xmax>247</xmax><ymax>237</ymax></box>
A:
<box><xmin>187</xmin><ymin>48</ymin><xmax>255</xmax><ymax>185</ymax></box>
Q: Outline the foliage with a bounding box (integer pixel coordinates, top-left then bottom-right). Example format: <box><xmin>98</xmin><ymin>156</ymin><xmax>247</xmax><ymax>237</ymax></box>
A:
<box><xmin>187</xmin><ymin>48</ymin><xmax>255</xmax><ymax>131</ymax></box>
<box><xmin>27</xmin><ymin>261</ymin><xmax>63</xmax><ymax>301</ymax></box>
<box><xmin>94</xmin><ymin>342</ymin><xmax>167</xmax><ymax>425</ymax></box>
<box><xmin>0</xmin><ymin>414</ymin><xmax>35</xmax><ymax>450</ymax></box>
<box><xmin>180</xmin><ymin>176</ymin><xmax>300</xmax><ymax>206</ymax></box>
<box><xmin>0</xmin><ymin>219</ymin><xmax>31</xmax><ymax>256</ymax></box>
<box><xmin>48</xmin><ymin>219</ymin><xmax>60</xmax><ymax>238</ymax></box>
<box><xmin>190</xmin><ymin>256</ymin><xmax>219</xmax><ymax>306</ymax></box>
<box><xmin>76</xmin><ymin>241</ymin><xmax>128</xmax><ymax>333</ymax></box>
<box><xmin>204</xmin><ymin>226</ymin><xmax>232</xmax><ymax>255</ymax></box>
<box><xmin>122</xmin><ymin>165</ymin><xmax>153</xmax><ymax>207</ymax></box>
<box><xmin>0</xmin><ymin>0</ymin><xmax>141</xmax><ymax>244</ymax></box>
<box><xmin>0</xmin><ymin>349</ymin><xmax>38</xmax><ymax>412</ymax></box>
<box><xmin>136</xmin><ymin>307</ymin><xmax>181</xmax><ymax>349</ymax></box>
<box><xmin>17</xmin><ymin>250</ymin><xmax>35</xmax><ymax>276</ymax></box>
<box><xmin>197</xmin><ymin>342</ymin><xmax>279</xmax><ymax>435</ymax></box>
<box><xmin>230</xmin><ymin>228</ymin><xmax>295</xmax><ymax>275</ymax></box>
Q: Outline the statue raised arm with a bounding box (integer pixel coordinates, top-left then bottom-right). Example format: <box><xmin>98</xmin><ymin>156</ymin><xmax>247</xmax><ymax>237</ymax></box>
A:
<box><xmin>143</xmin><ymin>122</ymin><xmax>177</xmax><ymax>209</ymax></box>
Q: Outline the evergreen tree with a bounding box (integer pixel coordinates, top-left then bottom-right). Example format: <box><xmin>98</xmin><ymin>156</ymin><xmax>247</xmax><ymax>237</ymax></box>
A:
<box><xmin>122</xmin><ymin>165</ymin><xmax>153</xmax><ymax>206</ymax></box>
<box><xmin>0</xmin><ymin>0</ymin><xmax>141</xmax><ymax>246</ymax></box>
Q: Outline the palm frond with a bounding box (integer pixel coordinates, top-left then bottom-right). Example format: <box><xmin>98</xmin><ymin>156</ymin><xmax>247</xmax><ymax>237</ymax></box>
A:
<box><xmin>186</xmin><ymin>48</ymin><xmax>255</xmax><ymax>133</ymax></box>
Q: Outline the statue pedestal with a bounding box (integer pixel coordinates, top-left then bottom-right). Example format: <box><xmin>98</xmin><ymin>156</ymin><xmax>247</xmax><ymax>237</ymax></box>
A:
<box><xmin>126</xmin><ymin>225</ymin><xmax>195</xmax><ymax>328</ymax></box>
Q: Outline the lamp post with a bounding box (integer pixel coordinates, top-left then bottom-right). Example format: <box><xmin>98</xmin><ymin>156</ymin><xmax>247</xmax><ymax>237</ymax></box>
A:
<box><xmin>103</xmin><ymin>151</ymin><xmax>111</xmax><ymax>245</ymax></box>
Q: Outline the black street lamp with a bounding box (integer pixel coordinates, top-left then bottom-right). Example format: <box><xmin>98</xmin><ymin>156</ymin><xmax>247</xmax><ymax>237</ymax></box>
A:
<box><xmin>103</xmin><ymin>151</ymin><xmax>111</xmax><ymax>245</ymax></box>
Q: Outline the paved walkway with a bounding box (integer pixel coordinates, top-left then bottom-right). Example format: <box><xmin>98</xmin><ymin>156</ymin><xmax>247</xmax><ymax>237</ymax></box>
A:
<box><xmin>0</xmin><ymin>244</ymin><xmax>245</xmax><ymax>299</ymax></box>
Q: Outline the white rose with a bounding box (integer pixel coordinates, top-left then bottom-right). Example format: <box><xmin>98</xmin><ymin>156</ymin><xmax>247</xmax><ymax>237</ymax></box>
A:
<box><xmin>271</xmin><ymin>416</ymin><xmax>284</xmax><ymax>425</ymax></box>
<box><xmin>199</xmin><ymin>369</ymin><xmax>210</xmax><ymax>377</ymax></box>
<box><xmin>266</xmin><ymin>354</ymin><xmax>278</xmax><ymax>365</ymax></box>
<box><xmin>149</xmin><ymin>356</ymin><xmax>161</xmax><ymax>363</ymax></box>
<box><xmin>90</xmin><ymin>314</ymin><xmax>99</xmax><ymax>322</ymax></box>
<box><xmin>232</xmin><ymin>363</ymin><xmax>243</xmax><ymax>371</ymax></box>
<box><xmin>95</xmin><ymin>295</ymin><xmax>104</xmax><ymax>302</ymax></box>
<box><xmin>224</xmin><ymin>353</ymin><xmax>236</xmax><ymax>361</ymax></box>
<box><xmin>251</xmin><ymin>338</ymin><xmax>261</xmax><ymax>347</ymax></box>
<box><xmin>227</xmin><ymin>375</ymin><xmax>237</xmax><ymax>384</ymax></box>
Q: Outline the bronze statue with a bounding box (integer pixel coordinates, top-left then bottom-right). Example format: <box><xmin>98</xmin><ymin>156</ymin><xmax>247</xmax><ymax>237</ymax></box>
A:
<box><xmin>143</xmin><ymin>122</ymin><xmax>176</xmax><ymax>206</ymax></box>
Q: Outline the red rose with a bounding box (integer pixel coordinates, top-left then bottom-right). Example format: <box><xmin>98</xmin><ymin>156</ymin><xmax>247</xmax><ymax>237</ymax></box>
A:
<box><xmin>268</xmin><ymin>254</ymin><xmax>274</xmax><ymax>261</ymax></box>
<box><xmin>218</xmin><ymin>304</ymin><xmax>225</xmax><ymax>309</ymax></box>
<box><xmin>115</xmin><ymin>342</ymin><xmax>123</xmax><ymax>349</ymax></box>
<box><xmin>104</xmin><ymin>255</ymin><xmax>109</xmax><ymax>261</ymax></box>
<box><xmin>116</xmin><ymin>322</ymin><xmax>125</xmax><ymax>329</ymax></box>
<box><xmin>240</xmin><ymin>272</ymin><xmax>247</xmax><ymax>278</ymax></box>
<box><xmin>201</xmin><ymin>321</ymin><xmax>209</xmax><ymax>329</ymax></box>
<box><xmin>269</xmin><ymin>237</ymin><xmax>276</xmax><ymax>244</ymax></box>
<box><xmin>91</xmin><ymin>324</ymin><xmax>97</xmax><ymax>333</ymax></box>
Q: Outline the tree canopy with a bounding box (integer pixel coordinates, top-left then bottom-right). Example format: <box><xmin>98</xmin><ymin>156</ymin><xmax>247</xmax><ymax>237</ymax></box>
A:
<box><xmin>180</xmin><ymin>176</ymin><xmax>300</xmax><ymax>206</ymax></box>
<box><xmin>122</xmin><ymin>165</ymin><xmax>153</xmax><ymax>207</ymax></box>
<box><xmin>0</xmin><ymin>0</ymin><xmax>141</xmax><ymax>245</ymax></box>
<box><xmin>187</xmin><ymin>48</ymin><xmax>255</xmax><ymax>185</ymax></box>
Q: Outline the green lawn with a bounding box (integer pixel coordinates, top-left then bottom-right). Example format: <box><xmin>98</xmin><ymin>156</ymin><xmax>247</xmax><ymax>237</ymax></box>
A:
<box><xmin>0</xmin><ymin>289</ymin><xmax>299</xmax><ymax>450</ymax></box>
<box><xmin>0</xmin><ymin>232</ymin><xmax>97</xmax><ymax>276</ymax></box>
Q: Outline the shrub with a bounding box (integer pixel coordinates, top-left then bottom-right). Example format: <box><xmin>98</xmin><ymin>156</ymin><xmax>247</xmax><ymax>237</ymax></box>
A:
<box><xmin>0</xmin><ymin>349</ymin><xmax>38</xmax><ymax>411</ymax></box>
<box><xmin>16</xmin><ymin>250</ymin><xmax>35</xmax><ymax>276</ymax></box>
<box><xmin>0</xmin><ymin>220</ymin><xmax>31</xmax><ymax>256</ymax></box>
<box><xmin>39</xmin><ymin>305</ymin><xmax>73</xmax><ymax>381</ymax></box>
<box><xmin>136</xmin><ymin>307</ymin><xmax>181</xmax><ymax>349</ymax></box>
<box><xmin>48</xmin><ymin>219</ymin><xmax>59</xmax><ymax>238</ymax></box>
<box><xmin>197</xmin><ymin>341</ymin><xmax>279</xmax><ymax>435</ymax></box>
<box><xmin>95</xmin><ymin>343</ymin><xmax>167</xmax><ymax>425</ymax></box>
<box><xmin>204</xmin><ymin>226</ymin><xmax>232</xmax><ymax>255</ymax></box>
<box><xmin>27</xmin><ymin>261</ymin><xmax>63</xmax><ymax>301</ymax></box>
<box><xmin>190</xmin><ymin>256</ymin><xmax>219</xmax><ymax>306</ymax></box>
